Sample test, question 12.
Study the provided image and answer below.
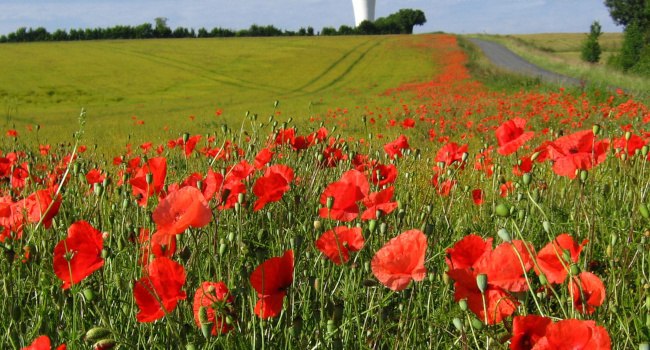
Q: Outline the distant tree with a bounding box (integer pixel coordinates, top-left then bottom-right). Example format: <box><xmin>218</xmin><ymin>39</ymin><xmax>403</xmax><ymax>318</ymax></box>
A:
<box><xmin>321</xmin><ymin>27</ymin><xmax>337</xmax><ymax>36</ymax></box>
<box><xmin>51</xmin><ymin>29</ymin><xmax>69</xmax><ymax>41</ymax></box>
<box><xmin>307</xmin><ymin>26</ymin><xmax>314</xmax><ymax>36</ymax></box>
<box><xmin>389</xmin><ymin>9</ymin><xmax>427</xmax><ymax>34</ymax></box>
<box><xmin>581</xmin><ymin>21</ymin><xmax>602</xmax><ymax>63</ymax></box>
<box><xmin>0</xmin><ymin>35</ymin><xmax>6</xmax><ymax>43</ymax></box>
<box><xmin>620</xmin><ymin>21</ymin><xmax>645</xmax><ymax>70</ymax></box>
<box><xmin>356</xmin><ymin>20</ymin><xmax>377</xmax><ymax>35</ymax></box>
<box><xmin>197</xmin><ymin>28</ymin><xmax>210</xmax><ymax>38</ymax></box>
<box><xmin>338</xmin><ymin>25</ymin><xmax>355</xmax><ymax>35</ymax></box>
<box><xmin>154</xmin><ymin>17</ymin><xmax>172</xmax><ymax>38</ymax></box>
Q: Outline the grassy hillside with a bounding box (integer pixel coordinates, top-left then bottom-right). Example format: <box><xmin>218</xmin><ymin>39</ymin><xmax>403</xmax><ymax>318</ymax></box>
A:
<box><xmin>0</xmin><ymin>36</ymin><xmax>439</xmax><ymax>152</ymax></box>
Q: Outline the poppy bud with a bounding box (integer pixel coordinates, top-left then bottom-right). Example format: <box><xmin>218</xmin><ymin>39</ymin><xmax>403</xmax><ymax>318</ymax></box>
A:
<box><xmin>621</xmin><ymin>153</ymin><xmax>628</xmax><ymax>161</ymax></box>
<box><xmin>579</xmin><ymin>170</ymin><xmax>588</xmax><ymax>183</ymax></box>
<box><xmin>452</xmin><ymin>317</ymin><xmax>464</xmax><ymax>331</ymax></box>
<box><xmin>497</xmin><ymin>228</ymin><xmax>511</xmax><ymax>242</ymax></box>
<box><xmin>326</xmin><ymin>196</ymin><xmax>334</xmax><ymax>210</ymax></box>
<box><xmin>476</xmin><ymin>274</ymin><xmax>488</xmax><ymax>293</ymax></box>
<box><xmin>368</xmin><ymin>220</ymin><xmax>377</xmax><ymax>233</ymax></box>
<box><xmin>85</xmin><ymin>327</ymin><xmax>112</xmax><ymax>342</ymax></box>
<box><xmin>538</xmin><ymin>273</ymin><xmax>548</xmax><ymax>285</ymax></box>
<box><xmin>471</xmin><ymin>317</ymin><xmax>483</xmax><ymax>330</ymax></box>
<box><xmin>606</xmin><ymin>245</ymin><xmax>613</xmax><ymax>257</ymax></box>
<box><xmin>522</xmin><ymin>173</ymin><xmax>532</xmax><ymax>186</ymax></box>
<box><xmin>458</xmin><ymin>299</ymin><xmax>468</xmax><ymax>311</ymax></box>
<box><xmin>442</xmin><ymin>272</ymin><xmax>450</xmax><ymax>285</ymax></box>
<box><xmin>642</xmin><ymin>145</ymin><xmax>649</xmax><ymax>157</ymax></box>
<box><xmin>569</xmin><ymin>263</ymin><xmax>580</xmax><ymax>276</ymax></box>
<box><xmin>219</xmin><ymin>242</ymin><xmax>227</xmax><ymax>256</ymax></box>
<box><xmin>379</xmin><ymin>223</ymin><xmax>387</xmax><ymax>235</ymax></box>
<box><xmin>82</xmin><ymin>288</ymin><xmax>95</xmax><ymax>302</ymax></box>
<box><xmin>592</xmin><ymin>124</ymin><xmax>601</xmax><ymax>136</ymax></box>
<box><xmin>93</xmin><ymin>183</ymin><xmax>104</xmax><ymax>196</ymax></box>
<box><xmin>234</xmin><ymin>203</ymin><xmax>241</xmax><ymax>212</ymax></box>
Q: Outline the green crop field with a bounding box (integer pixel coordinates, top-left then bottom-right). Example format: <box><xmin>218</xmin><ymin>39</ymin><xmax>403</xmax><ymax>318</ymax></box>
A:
<box><xmin>0</xmin><ymin>36</ymin><xmax>438</xmax><ymax>153</ymax></box>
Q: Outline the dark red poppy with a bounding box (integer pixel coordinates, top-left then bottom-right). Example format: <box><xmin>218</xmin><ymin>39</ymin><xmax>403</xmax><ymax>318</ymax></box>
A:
<box><xmin>250</xmin><ymin>250</ymin><xmax>294</xmax><ymax>318</ymax></box>
<box><xmin>53</xmin><ymin>221</ymin><xmax>104</xmax><ymax>289</ymax></box>
<box><xmin>532</xmin><ymin>319</ymin><xmax>611</xmax><ymax>349</ymax></box>
<box><xmin>152</xmin><ymin>186</ymin><xmax>212</xmax><ymax>235</ymax></box>
<box><xmin>509</xmin><ymin>315</ymin><xmax>552</xmax><ymax>350</ymax></box>
<box><xmin>319</xmin><ymin>169</ymin><xmax>369</xmax><ymax>222</ymax></box>
<box><xmin>252</xmin><ymin>165</ymin><xmax>294</xmax><ymax>211</ymax></box>
<box><xmin>134</xmin><ymin>256</ymin><xmax>187</xmax><ymax>322</ymax></box>
<box><xmin>360</xmin><ymin>186</ymin><xmax>398</xmax><ymax>220</ymax></box>
<box><xmin>495</xmin><ymin>118</ymin><xmax>535</xmax><ymax>155</ymax></box>
<box><xmin>192</xmin><ymin>281</ymin><xmax>235</xmax><ymax>336</ymax></box>
<box><xmin>383</xmin><ymin>135</ymin><xmax>410</xmax><ymax>159</ymax></box>
<box><xmin>569</xmin><ymin>271</ymin><xmax>606</xmax><ymax>314</ymax></box>
<box><xmin>371</xmin><ymin>229</ymin><xmax>427</xmax><ymax>291</ymax></box>
<box><xmin>472</xmin><ymin>189</ymin><xmax>484</xmax><ymax>205</ymax></box>
<box><xmin>315</xmin><ymin>226</ymin><xmax>364</xmax><ymax>264</ymax></box>
<box><xmin>535</xmin><ymin>234</ymin><xmax>587</xmax><ymax>284</ymax></box>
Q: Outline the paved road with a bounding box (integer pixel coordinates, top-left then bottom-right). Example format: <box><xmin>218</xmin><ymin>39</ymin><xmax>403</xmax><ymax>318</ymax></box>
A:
<box><xmin>469</xmin><ymin>38</ymin><xmax>584</xmax><ymax>87</ymax></box>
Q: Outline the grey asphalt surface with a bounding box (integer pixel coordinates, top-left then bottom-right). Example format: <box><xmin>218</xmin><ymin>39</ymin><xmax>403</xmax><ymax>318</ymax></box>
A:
<box><xmin>469</xmin><ymin>38</ymin><xmax>584</xmax><ymax>87</ymax></box>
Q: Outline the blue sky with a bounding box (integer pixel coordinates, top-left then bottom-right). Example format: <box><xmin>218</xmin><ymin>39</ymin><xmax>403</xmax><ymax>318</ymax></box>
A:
<box><xmin>0</xmin><ymin>0</ymin><xmax>621</xmax><ymax>36</ymax></box>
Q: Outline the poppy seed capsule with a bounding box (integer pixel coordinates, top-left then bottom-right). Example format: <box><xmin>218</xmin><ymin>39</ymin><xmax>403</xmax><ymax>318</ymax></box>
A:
<box><xmin>640</xmin><ymin>203</ymin><xmax>649</xmax><ymax>219</ymax></box>
<box><xmin>523</xmin><ymin>173</ymin><xmax>532</xmax><ymax>186</ymax></box>
<box><xmin>452</xmin><ymin>318</ymin><xmax>464</xmax><ymax>331</ymax></box>
<box><xmin>458</xmin><ymin>299</ymin><xmax>468</xmax><ymax>311</ymax></box>
<box><xmin>495</xmin><ymin>203</ymin><xmax>509</xmax><ymax>218</ymax></box>
<box><xmin>476</xmin><ymin>274</ymin><xmax>488</xmax><ymax>293</ymax></box>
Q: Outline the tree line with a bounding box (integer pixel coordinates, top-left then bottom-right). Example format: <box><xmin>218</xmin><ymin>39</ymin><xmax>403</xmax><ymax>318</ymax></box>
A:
<box><xmin>582</xmin><ymin>1</ymin><xmax>650</xmax><ymax>76</ymax></box>
<box><xmin>0</xmin><ymin>9</ymin><xmax>426</xmax><ymax>43</ymax></box>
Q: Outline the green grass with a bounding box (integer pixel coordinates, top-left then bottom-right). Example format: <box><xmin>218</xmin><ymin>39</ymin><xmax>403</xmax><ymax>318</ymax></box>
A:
<box><xmin>469</xmin><ymin>33</ymin><xmax>650</xmax><ymax>101</ymax></box>
<box><xmin>0</xmin><ymin>36</ymin><xmax>439</xmax><ymax>153</ymax></box>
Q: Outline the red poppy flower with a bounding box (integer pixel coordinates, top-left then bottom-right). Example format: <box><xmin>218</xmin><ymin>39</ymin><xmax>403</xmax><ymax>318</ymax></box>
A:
<box><xmin>513</xmin><ymin>155</ymin><xmax>533</xmax><ymax>176</ymax></box>
<box><xmin>383</xmin><ymin>134</ymin><xmax>410</xmax><ymax>159</ymax></box>
<box><xmin>361</xmin><ymin>186</ymin><xmax>398</xmax><ymax>220</ymax></box>
<box><xmin>315</xmin><ymin>226</ymin><xmax>365</xmax><ymax>264</ymax></box>
<box><xmin>129</xmin><ymin>157</ymin><xmax>167</xmax><ymax>206</ymax></box>
<box><xmin>22</xmin><ymin>335</ymin><xmax>66</xmax><ymax>350</ymax></box>
<box><xmin>532</xmin><ymin>319</ymin><xmax>611</xmax><ymax>349</ymax></box>
<box><xmin>134</xmin><ymin>256</ymin><xmax>187</xmax><ymax>322</ymax></box>
<box><xmin>472</xmin><ymin>189</ymin><xmax>484</xmax><ymax>205</ymax></box>
<box><xmin>53</xmin><ymin>221</ymin><xmax>104</xmax><ymax>289</ymax></box>
<box><xmin>371</xmin><ymin>163</ymin><xmax>397</xmax><ymax>187</ymax></box>
<box><xmin>613</xmin><ymin>133</ymin><xmax>646</xmax><ymax>158</ymax></box>
<box><xmin>510</xmin><ymin>315</ymin><xmax>552</xmax><ymax>350</ymax></box>
<box><xmin>495</xmin><ymin>118</ymin><xmax>535</xmax><ymax>155</ymax></box>
<box><xmin>446</xmin><ymin>236</ymin><xmax>533</xmax><ymax>324</ymax></box>
<box><xmin>401</xmin><ymin>118</ymin><xmax>415</xmax><ymax>129</ymax></box>
<box><xmin>152</xmin><ymin>186</ymin><xmax>212</xmax><ymax>235</ymax></box>
<box><xmin>193</xmin><ymin>281</ymin><xmax>235</xmax><ymax>336</ymax></box>
<box><xmin>182</xmin><ymin>135</ymin><xmax>201</xmax><ymax>156</ymax></box>
<box><xmin>535</xmin><ymin>234</ymin><xmax>587</xmax><ymax>284</ymax></box>
<box><xmin>252</xmin><ymin>165</ymin><xmax>294</xmax><ymax>211</ymax></box>
<box><xmin>319</xmin><ymin>169</ymin><xmax>369</xmax><ymax>222</ymax></box>
<box><xmin>547</xmin><ymin>130</ymin><xmax>609</xmax><ymax>179</ymax></box>
<box><xmin>85</xmin><ymin>168</ymin><xmax>106</xmax><ymax>186</ymax></box>
<box><xmin>569</xmin><ymin>271</ymin><xmax>606</xmax><ymax>314</ymax></box>
<box><xmin>20</xmin><ymin>188</ymin><xmax>62</xmax><ymax>229</ymax></box>
<box><xmin>254</xmin><ymin>148</ymin><xmax>274</xmax><ymax>170</ymax></box>
<box><xmin>250</xmin><ymin>250</ymin><xmax>294</xmax><ymax>318</ymax></box>
<box><xmin>500</xmin><ymin>181</ymin><xmax>515</xmax><ymax>197</ymax></box>
<box><xmin>371</xmin><ymin>229</ymin><xmax>427</xmax><ymax>291</ymax></box>
<box><xmin>435</xmin><ymin>142</ymin><xmax>468</xmax><ymax>167</ymax></box>
<box><xmin>139</xmin><ymin>228</ymin><xmax>176</xmax><ymax>266</ymax></box>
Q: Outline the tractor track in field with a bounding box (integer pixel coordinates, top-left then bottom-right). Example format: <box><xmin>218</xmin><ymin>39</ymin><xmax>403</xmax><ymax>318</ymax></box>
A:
<box><xmin>468</xmin><ymin>38</ymin><xmax>584</xmax><ymax>87</ymax></box>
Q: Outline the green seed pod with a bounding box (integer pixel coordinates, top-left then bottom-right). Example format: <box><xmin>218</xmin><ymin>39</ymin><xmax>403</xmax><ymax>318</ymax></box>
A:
<box><xmin>327</xmin><ymin>319</ymin><xmax>336</xmax><ymax>335</ymax></box>
<box><xmin>476</xmin><ymin>274</ymin><xmax>488</xmax><ymax>293</ymax></box>
<box><xmin>326</xmin><ymin>196</ymin><xmax>334</xmax><ymax>210</ymax></box>
<box><xmin>379</xmin><ymin>222</ymin><xmax>387</xmax><ymax>235</ymax></box>
<box><xmin>570</xmin><ymin>264</ymin><xmax>580</xmax><ymax>276</ymax></box>
<box><xmin>641</xmin><ymin>145</ymin><xmax>649</xmax><ymax>157</ymax></box>
<box><xmin>522</xmin><ymin>173</ymin><xmax>532</xmax><ymax>186</ymax></box>
<box><xmin>458</xmin><ymin>299</ymin><xmax>468</xmax><ymax>311</ymax></box>
<box><xmin>592</xmin><ymin>124</ymin><xmax>601</xmax><ymax>136</ymax></box>
<box><xmin>538</xmin><ymin>273</ymin><xmax>548</xmax><ymax>286</ymax></box>
<box><xmin>579</xmin><ymin>170</ymin><xmax>588</xmax><ymax>183</ymax></box>
<box><xmin>495</xmin><ymin>203</ymin><xmax>510</xmax><ymax>218</ymax></box>
<box><xmin>219</xmin><ymin>242</ymin><xmax>227</xmax><ymax>256</ymax></box>
<box><xmin>517</xmin><ymin>209</ymin><xmax>525</xmax><ymax>220</ymax></box>
<box><xmin>85</xmin><ymin>327</ymin><xmax>112</xmax><ymax>342</ymax></box>
<box><xmin>497</xmin><ymin>228</ymin><xmax>511</xmax><ymax>242</ymax></box>
<box><xmin>82</xmin><ymin>288</ymin><xmax>95</xmax><ymax>302</ymax></box>
<box><xmin>471</xmin><ymin>317</ymin><xmax>484</xmax><ymax>330</ymax></box>
<box><xmin>452</xmin><ymin>317</ymin><xmax>464</xmax><ymax>331</ymax></box>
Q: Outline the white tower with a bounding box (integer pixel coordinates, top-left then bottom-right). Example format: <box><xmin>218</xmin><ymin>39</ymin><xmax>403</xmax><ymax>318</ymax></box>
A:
<box><xmin>352</xmin><ymin>0</ymin><xmax>376</xmax><ymax>26</ymax></box>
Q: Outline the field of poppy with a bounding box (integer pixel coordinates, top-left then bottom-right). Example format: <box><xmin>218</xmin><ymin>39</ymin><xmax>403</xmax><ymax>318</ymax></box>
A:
<box><xmin>2</xmin><ymin>33</ymin><xmax>650</xmax><ymax>349</ymax></box>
